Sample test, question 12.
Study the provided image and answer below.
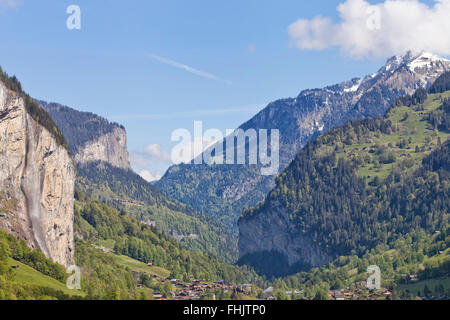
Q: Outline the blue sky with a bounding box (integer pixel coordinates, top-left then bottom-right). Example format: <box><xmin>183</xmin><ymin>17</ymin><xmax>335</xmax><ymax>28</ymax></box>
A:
<box><xmin>0</xmin><ymin>0</ymin><xmax>446</xmax><ymax>181</ymax></box>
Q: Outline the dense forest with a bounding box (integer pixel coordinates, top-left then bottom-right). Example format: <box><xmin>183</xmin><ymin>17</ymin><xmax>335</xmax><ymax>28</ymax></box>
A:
<box><xmin>157</xmin><ymin>163</ymin><xmax>270</xmax><ymax>232</ymax></box>
<box><xmin>240</xmin><ymin>72</ymin><xmax>450</xmax><ymax>277</ymax></box>
<box><xmin>1</xmin><ymin>192</ymin><xmax>265</xmax><ymax>300</ymax></box>
<box><xmin>74</xmin><ymin>193</ymin><xmax>264</xmax><ymax>286</ymax></box>
<box><xmin>271</xmin><ymin>228</ymin><xmax>449</xmax><ymax>300</ymax></box>
<box><xmin>76</xmin><ymin>162</ymin><xmax>238</xmax><ymax>262</ymax></box>
<box><xmin>429</xmin><ymin>71</ymin><xmax>450</xmax><ymax>94</ymax></box>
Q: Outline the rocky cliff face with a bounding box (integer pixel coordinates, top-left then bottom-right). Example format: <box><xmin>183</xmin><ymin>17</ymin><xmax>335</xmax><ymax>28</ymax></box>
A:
<box><xmin>73</xmin><ymin>126</ymin><xmax>130</xmax><ymax>169</ymax></box>
<box><xmin>0</xmin><ymin>82</ymin><xmax>75</xmax><ymax>267</ymax></box>
<box><xmin>39</xmin><ymin>101</ymin><xmax>131</xmax><ymax>170</ymax></box>
<box><xmin>238</xmin><ymin>201</ymin><xmax>332</xmax><ymax>269</ymax></box>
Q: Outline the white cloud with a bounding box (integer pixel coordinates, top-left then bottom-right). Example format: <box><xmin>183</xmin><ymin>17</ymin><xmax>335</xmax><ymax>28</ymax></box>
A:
<box><xmin>288</xmin><ymin>0</ymin><xmax>450</xmax><ymax>59</ymax></box>
<box><xmin>130</xmin><ymin>152</ymin><xmax>150</xmax><ymax>168</ymax></box>
<box><xmin>139</xmin><ymin>170</ymin><xmax>162</xmax><ymax>183</ymax></box>
<box><xmin>149</xmin><ymin>54</ymin><xmax>232</xmax><ymax>84</ymax></box>
<box><xmin>130</xmin><ymin>144</ymin><xmax>171</xmax><ymax>172</ymax></box>
<box><xmin>143</xmin><ymin>144</ymin><xmax>171</xmax><ymax>162</ymax></box>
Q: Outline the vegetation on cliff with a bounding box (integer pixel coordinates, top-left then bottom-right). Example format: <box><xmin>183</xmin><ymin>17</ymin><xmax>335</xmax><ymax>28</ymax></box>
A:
<box><xmin>0</xmin><ymin>66</ymin><xmax>70</xmax><ymax>154</ymax></box>
<box><xmin>38</xmin><ymin>100</ymin><xmax>124</xmax><ymax>155</ymax></box>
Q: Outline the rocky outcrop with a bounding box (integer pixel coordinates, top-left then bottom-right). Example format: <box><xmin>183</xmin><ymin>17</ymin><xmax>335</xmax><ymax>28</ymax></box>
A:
<box><xmin>73</xmin><ymin>126</ymin><xmax>130</xmax><ymax>169</ymax></box>
<box><xmin>39</xmin><ymin>101</ymin><xmax>131</xmax><ymax>170</ymax></box>
<box><xmin>238</xmin><ymin>201</ymin><xmax>332</xmax><ymax>268</ymax></box>
<box><xmin>0</xmin><ymin>81</ymin><xmax>75</xmax><ymax>267</ymax></box>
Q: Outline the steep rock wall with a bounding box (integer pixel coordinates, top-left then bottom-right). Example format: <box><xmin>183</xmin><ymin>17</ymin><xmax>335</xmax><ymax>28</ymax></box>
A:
<box><xmin>73</xmin><ymin>126</ymin><xmax>130</xmax><ymax>169</ymax></box>
<box><xmin>0</xmin><ymin>81</ymin><xmax>75</xmax><ymax>266</ymax></box>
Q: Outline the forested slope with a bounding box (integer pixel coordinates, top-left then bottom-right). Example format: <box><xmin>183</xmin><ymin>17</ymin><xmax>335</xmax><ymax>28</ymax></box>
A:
<box><xmin>239</xmin><ymin>73</ymin><xmax>450</xmax><ymax>277</ymax></box>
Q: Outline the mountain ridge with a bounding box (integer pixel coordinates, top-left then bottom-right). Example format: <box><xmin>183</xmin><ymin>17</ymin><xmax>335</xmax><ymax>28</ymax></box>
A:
<box><xmin>238</xmin><ymin>73</ymin><xmax>450</xmax><ymax>276</ymax></box>
<box><xmin>156</xmin><ymin>51</ymin><xmax>450</xmax><ymax>233</ymax></box>
<box><xmin>38</xmin><ymin>100</ymin><xmax>131</xmax><ymax>170</ymax></box>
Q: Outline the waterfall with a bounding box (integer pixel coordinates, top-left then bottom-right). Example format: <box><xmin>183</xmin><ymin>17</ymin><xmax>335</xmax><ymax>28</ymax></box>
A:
<box><xmin>22</xmin><ymin>114</ymin><xmax>50</xmax><ymax>258</ymax></box>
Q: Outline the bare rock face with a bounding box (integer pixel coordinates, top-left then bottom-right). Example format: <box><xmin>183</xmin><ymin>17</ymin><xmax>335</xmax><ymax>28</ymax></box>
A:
<box><xmin>73</xmin><ymin>126</ymin><xmax>130</xmax><ymax>169</ymax></box>
<box><xmin>38</xmin><ymin>101</ymin><xmax>131</xmax><ymax>170</ymax></box>
<box><xmin>0</xmin><ymin>81</ymin><xmax>75</xmax><ymax>267</ymax></box>
<box><xmin>238</xmin><ymin>201</ymin><xmax>332</xmax><ymax>268</ymax></box>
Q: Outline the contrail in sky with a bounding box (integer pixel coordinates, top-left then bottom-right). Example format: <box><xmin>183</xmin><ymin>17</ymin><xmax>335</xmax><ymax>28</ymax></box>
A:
<box><xmin>148</xmin><ymin>54</ymin><xmax>232</xmax><ymax>85</ymax></box>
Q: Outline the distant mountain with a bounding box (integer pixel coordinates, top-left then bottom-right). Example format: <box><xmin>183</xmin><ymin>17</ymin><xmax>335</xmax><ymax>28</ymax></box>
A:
<box><xmin>75</xmin><ymin>161</ymin><xmax>238</xmax><ymax>262</ymax></box>
<box><xmin>156</xmin><ymin>51</ymin><xmax>450</xmax><ymax>233</ymax></box>
<box><xmin>238</xmin><ymin>73</ymin><xmax>450</xmax><ymax>277</ymax></box>
<box><xmin>38</xmin><ymin>100</ymin><xmax>131</xmax><ymax>170</ymax></box>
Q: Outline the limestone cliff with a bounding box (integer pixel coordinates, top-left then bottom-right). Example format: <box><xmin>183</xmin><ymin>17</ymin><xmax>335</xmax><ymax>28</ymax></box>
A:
<box><xmin>39</xmin><ymin>101</ymin><xmax>131</xmax><ymax>170</ymax></box>
<box><xmin>72</xmin><ymin>126</ymin><xmax>130</xmax><ymax>169</ymax></box>
<box><xmin>238</xmin><ymin>201</ymin><xmax>332</xmax><ymax>269</ymax></box>
<box><xmin>0</xmin><ymin>81</ymin><xmax>75</xmax><ymax>267</ymax></box>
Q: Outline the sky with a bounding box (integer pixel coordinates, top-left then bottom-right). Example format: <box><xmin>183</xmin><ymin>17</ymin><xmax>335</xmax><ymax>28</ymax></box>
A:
<box><xmin>0</xmin><ymin>0</ymin><xmax>448</xmax><ymax>181</ymax></box>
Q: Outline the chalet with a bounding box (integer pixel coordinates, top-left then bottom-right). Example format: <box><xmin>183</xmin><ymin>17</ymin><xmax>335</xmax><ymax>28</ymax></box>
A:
<box><xmin>11</xmin><ymin>265</ymin><xmax>19</xmax><ymax>269</ymax></box>
<box><xmin>147</xmin><ymin>262</ymin><xmax>153</xmax><ymax>266</ymax></box>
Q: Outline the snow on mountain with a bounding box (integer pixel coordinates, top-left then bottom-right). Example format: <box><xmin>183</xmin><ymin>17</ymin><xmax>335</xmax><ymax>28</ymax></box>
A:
<box><xmin>407</xmin><ymin>52</ymin><xmax>450</xmax><ymax>72</ymax></box>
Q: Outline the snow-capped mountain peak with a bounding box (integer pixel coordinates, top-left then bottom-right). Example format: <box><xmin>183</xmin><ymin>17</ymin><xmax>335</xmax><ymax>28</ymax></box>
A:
<box><xmin>406</xmin><ymin>51</ymin><xmax>450</xmax><ymax>72</ymax></box>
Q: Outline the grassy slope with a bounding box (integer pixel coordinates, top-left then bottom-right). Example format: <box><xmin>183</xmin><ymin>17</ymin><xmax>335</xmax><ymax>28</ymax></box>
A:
<box><xmin>7</xmin><ymin>258</ymin><xmax>85</xmax><ymax>297</ymax></box>
<box><xmin>111</xmin><ymin>254</ymin><xmax>171</xmax><ymax>279</ymax></box>
<box><xmin>335</xmin><ymin>92</ymin><xmax>450</xmax><ymax>185</ymax></box>
<box><xmin>397</xmin><ymin>278</ymin><xmax>450</xmax><ymax>297</ymax></box>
